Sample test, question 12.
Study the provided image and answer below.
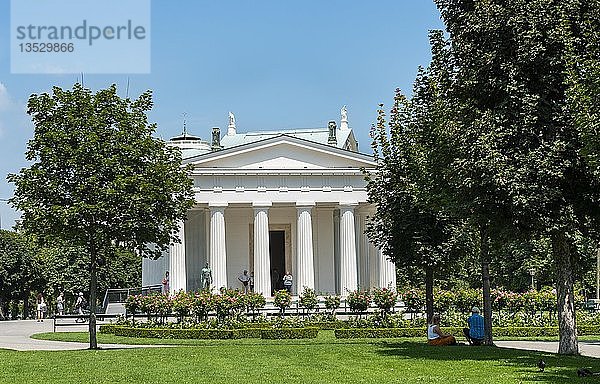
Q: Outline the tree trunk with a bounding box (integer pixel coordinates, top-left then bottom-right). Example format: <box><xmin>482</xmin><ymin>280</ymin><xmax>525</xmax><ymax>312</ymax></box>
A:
<box><xmin>88</xmin><ymin>243</ymin><xmax>98</xmax><ymax>349</ymax></box>
<box><xmin>0</xmin><ymin>298</ymin><xmax>5</xmax><ymax>320</ymax></box>
<box><xmin>425</xmin><ymin>266</ymin><xmax>434</xmax><ymax>323</ymax></box>
<box><xmin>552</xmin><ymin>231</ymin><xmax>578</xmax><ymax>355</ymax></box>
<box><xmin>480</xmin><ymin>224</ymin><xmax>494</xmax><ymax>346</ymax></box>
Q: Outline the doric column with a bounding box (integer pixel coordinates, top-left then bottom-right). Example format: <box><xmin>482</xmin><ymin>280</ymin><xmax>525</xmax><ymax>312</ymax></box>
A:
<box><xmin>339</xmin><ymin>202</ymin><xmax>358</xmax><ymax>294</ymax></box>
<box><xmin>296</xmin><ymin>202</ymin><xmax>315</xmax><ymax>294</ymax></box>
<box><xmin>253</xmin><ymin>203</ymin><xmax>272</xmax><ymax>296</ymax></box>
<box><xmin>209</xmin><ymin>203</ymin><xmax>228</xmax><ymax>292</ymax></box>
<box><xmin>378</xmin><ymin>248</ymin><xmax>397</xmax><ymax>290</ymax></box>
<box><xmin>169</xmin><ymin>220</ymin><xmax>186</xmax><ymax>294</ymax></box>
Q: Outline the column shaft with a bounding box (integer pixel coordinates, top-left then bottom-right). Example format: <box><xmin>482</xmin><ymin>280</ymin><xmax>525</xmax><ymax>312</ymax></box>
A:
<box><xmin>339</xmin><ymin>205</ymin><xmax>358</xmax><ymax>294</ymax></box>
<box><xmin>296</xmin><ymin>205</ymin><xmax>315</xmax><ymax>293</ymax></box>
<box><xmin>378</xmin><ymin>248</ymin><xmax>397</xmax><ymax>290</ymax></box>
<box><xmin>209</xmin><ymin>206</ymin><xmax>227</xmax><ymax>291</ymax></box>
<box><xmin>253</xmin><ymin>207</ymin><xmax>271</xmax><ymax>296</ymax></box>
<box><xmin>169</xmin><ymin>221</ymin><xmax>186</xmax><ymax>294</ymax></box>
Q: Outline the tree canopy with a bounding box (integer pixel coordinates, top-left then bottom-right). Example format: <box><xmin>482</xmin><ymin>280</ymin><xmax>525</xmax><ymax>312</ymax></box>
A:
<box><xmin>8</xmin><ymin>84</ymin><xmax>194</xmax><ymax>348</ymax></box>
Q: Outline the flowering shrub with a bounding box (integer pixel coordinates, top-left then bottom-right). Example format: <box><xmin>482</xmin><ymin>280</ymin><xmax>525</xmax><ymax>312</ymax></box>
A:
<box><xmin>347</xmin><ymin>290</ymin><xmax>371</xmax><ymax>313</ymax></box>
<box><xmin>172</xmin><ymin>291</ymin><xmax>192</xmax><ymax>321</ymax></box>
<box><xmin>125</xmin><ymin>294</ymin><xmax>143</xmax><ymax>322</ymax></box>
<box><xmin>274</xmin><ymin>290</ymin><xmax>292</xmax><ymax>314</ymax></box>
<box><xmin>299</xmin><ymin>287</ymin><xmax>318</xmax><ymax>311</ymax></box>
<box><xmin>244</xmin><ymin>292</ymin><xmax>266</xmax><ymax>314</ymax></box>
<box><xmin>372</xmin><ymin>287</ymin><xmax>398</xmax><ymax>314</ymax></box>
<box><xmin>401</xmin><ymin>289</ymin><xmax>424</xmax><ymax>312</ymax></box>
<box><xmin>214</xmin><ymin>289</ymin><xmax>244</xmax><ymax>320</ymax></box>
<box><xmin>190</xmin><ymin>290</ymin><xmax>214</xmax><ymax>321</ymax></box>
<box><xmin>324</xmin><ymin>295</ymin><xmax>341</xmax><ymax>315</ymax></box>
<box><xmin>151</xmin><ymin>293</ymin><xmax>172</xmax><ymax>322</ymax></box>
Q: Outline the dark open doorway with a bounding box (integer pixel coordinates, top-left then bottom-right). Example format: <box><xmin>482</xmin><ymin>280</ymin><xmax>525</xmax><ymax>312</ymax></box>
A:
<box><xmin>269</xmin><ymin>230</ymin><xmax>285</xmax><ymax>294</ymax></box>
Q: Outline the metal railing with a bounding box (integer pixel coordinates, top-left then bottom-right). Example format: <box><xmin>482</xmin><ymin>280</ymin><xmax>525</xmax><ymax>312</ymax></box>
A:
<box><xmin>100</xmin><ymin>284</ymin><xmax>162</xmax><ymax>313</ymax></box>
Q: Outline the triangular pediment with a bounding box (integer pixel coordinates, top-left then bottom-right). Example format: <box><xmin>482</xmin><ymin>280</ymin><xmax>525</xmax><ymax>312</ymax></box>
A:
<box><xmin>184</xmin><ymin>135</ymin><xmax>376</xmax><ymax>170</ymax></box>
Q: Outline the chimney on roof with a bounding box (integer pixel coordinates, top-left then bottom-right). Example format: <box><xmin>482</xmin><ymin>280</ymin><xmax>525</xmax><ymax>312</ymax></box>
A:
<box><xmin>211</xmin><ymin>127</ymin><xmax>222</xmax><ymax>151</ymax></box>
<box><xmin>328</xmin><ymin>121</ymin><xmax>337</xmax><ymax>145</ymax></box>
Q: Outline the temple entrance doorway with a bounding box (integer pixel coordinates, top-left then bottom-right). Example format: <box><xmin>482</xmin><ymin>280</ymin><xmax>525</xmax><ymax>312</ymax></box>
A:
<box><xmin>269</xmin><ymin>230</ymin><xmax>285</xmax><ymax>294</ymax></box>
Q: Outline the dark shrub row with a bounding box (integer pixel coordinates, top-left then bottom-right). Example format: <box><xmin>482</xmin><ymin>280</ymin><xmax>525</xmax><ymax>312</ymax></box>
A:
<box><xmin>102</xmin><ymin>325</ymin><xmax>318</xmax><ymax>339</ymax></box>
<box><xmin>334</xmin><ymin>326</ymin><xmax>600</xmax><ymax>338</ymax></box>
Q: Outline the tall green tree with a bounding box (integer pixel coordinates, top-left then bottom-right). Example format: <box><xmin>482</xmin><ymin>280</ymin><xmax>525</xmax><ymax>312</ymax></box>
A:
<box><xmin>0</xmin><ymin>230</ymin><xmax>43</xmax><ymax>319</ymax></box>
<box><xmin>8</xmin><ymin>84</ymin><xmax>194</xmax><ymax>348</ymax></box>
<box><xmin>435</xmin><ymin>0</ymin><xmax>600</xmax><ymax>354</ymax></box>
<box><xmin>366</xmin><ymin>31</ymin><xmax>457</xmax><ymax>323</ymax></box>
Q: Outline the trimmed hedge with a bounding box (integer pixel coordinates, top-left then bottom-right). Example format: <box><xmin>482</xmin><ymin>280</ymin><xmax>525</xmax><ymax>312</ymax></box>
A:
<box><xmin>334</xmin><ymin>325</ymin><xmax>600</xmax><ymax>339</ymax></box>
<box><xmin>335</xmin><ymin>328</ymin><xmax>425</xmax><ymax>339</ymax></box>
<box><xmin>113</xmin><ymin>326</ymin><xmax>237</xmax><ymax>339</ymax></box>
<box><xmin>106</xmin><ymin>326</ymin><xmax>318</xmax><ymax>339</ymax></box>
<box><xmin>260</xmin><ymin>327</ymin><xmax>318</xmax><ymax>339</ymax></box>
<box><xmin>99</xmin><ymin>324</ymin><xmax>118</xmax><ymax>334</ymax></box>
<box><xmin>233</xmin><ymin>328</ymin><xmax>263</xmax><ymax>338</ymax></box>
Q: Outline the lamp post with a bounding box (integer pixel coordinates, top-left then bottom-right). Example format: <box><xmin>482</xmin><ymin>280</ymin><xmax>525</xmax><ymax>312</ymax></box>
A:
<box><xmin>528</xmin><ymin>268</ymin><xmax>536</xmax><ymax>291</ymax></box>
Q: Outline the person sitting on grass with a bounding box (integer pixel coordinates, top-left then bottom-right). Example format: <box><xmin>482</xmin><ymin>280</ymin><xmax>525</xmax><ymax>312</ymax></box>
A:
<box><xmin>463</xmin><ymin>306</ymin><xmax>485</xmax><ymax>345</ymax></box>
<box><xmin>427</xmin><ymin>314</ymin><xmax>457</xmax><ymax>346</ymax></box>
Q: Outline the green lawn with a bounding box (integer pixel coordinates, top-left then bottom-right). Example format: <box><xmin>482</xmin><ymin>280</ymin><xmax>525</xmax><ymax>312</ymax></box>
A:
<box><xmin>2</xmin><ymin>331</ymin><xmax>599</xmax><ymax>383</ymax></box>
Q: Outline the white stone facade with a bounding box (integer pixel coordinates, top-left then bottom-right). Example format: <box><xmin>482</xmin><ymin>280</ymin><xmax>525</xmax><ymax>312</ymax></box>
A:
<box><xmin>143</xmin><ymin>122</ymin><xmax>396</xmax><ymax>296</ymax></box>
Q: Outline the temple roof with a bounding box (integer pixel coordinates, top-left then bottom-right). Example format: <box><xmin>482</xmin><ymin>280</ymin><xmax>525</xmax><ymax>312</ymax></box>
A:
<box><xmin>220</xmin><ymin>127</ymin><xmax>356</xmax><ymax>151</ymax></box>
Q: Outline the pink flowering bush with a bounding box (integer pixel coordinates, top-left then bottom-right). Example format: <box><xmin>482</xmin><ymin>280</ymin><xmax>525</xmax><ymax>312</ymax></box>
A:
<box><xmin>347</xmin><ymin>289</ymin><xmax>371</xmax><ymax>313</ymax></box>
<box><xmin>372</xmin><ymin>287</ymin><xmax>398</xmax><ymax>314</ymax></box>
<box><xmin>171</xmin><ymin>291</ymin><xmax>192</xmax><ymax>322</ymax></box>
<box><xmin>125</xmin><ymin>294</ymin><xmax>143</xmax><ymax>314</ymax></box>
<box><xmin>244</xmin><ymin>291</ymin><xmax>266</xmax><ymax>320</ymax></box>
<box><xmin>190</xmin><ymin>290</ymin><xmax>214</xmax><ymax>321</ymax></box>
<box><xmin>401</xmin><ymin>289</ymin><xmax>424</xmax><ymax>312</ymax></box>
<box><xmin>214</xmin><ymin>289</ymin><xmax>244</xmax><ymax>320</ymax></box>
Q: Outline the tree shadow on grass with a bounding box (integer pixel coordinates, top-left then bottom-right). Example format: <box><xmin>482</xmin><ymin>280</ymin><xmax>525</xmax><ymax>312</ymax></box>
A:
<box><xmin>374</xmin><ymin>341</ymin><xmax>600</xmax><ymax>383</ymax></box>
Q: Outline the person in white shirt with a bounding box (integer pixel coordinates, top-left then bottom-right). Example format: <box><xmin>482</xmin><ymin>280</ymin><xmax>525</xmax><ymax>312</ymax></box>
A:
<box><xmin>238</xmin><ymin>270</ymin><xmax>250</xmax><ymax>294</ymax></box>
<box><xmin>283</xmin><ymin>272</ymin><xmax>293</xmax><ymax>294</ymax></box>
<box><xmin>56</xmin><ymin>292</ymin><xmax>64</xmax><ymax>316</ymax></box>
<box><xmin>427</xmin><ymin>314</ymin><xmax>456</xmax><ymax>346</ymax></box>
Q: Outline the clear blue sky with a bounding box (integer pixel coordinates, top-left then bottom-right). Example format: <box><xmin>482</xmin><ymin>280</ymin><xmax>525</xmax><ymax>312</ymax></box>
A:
<box><xmin>0</xmin><ymin>1</ymin><xmax>444</xmax><ymax>229</ymax></box>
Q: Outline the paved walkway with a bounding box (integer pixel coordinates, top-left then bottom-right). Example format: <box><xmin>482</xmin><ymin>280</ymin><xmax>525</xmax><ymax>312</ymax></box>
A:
<box><xmin>496</xmin><ymin>340</ymin><xmax>600</xmax><ymax>358</ymax></box>
<box><xmin>0</xmin><ymin>319</ymin><xmax>163</xmax><ymax>351</ymax></box>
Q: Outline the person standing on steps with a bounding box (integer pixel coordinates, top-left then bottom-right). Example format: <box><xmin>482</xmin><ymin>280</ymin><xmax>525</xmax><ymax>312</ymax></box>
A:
<box><xmin>238</xmin><ymin>270</ymin><xmax>250</xmax><ymax>294</ymax></box>
<box><xmin>283</xmin><ymin>271</ymin><xmax>293</xmax><ymax>294</ymax></box>
<box><xmin>162</xmin><ymin>271</ymin><xmax>170</xmax><ymax>295</ymax></box>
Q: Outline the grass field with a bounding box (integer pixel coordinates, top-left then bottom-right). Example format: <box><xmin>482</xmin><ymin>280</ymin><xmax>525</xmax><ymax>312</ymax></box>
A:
<box><xmin>2</xmin><ymin>331</ymin><xmax>600</xmax><ymax>383</ymax></box>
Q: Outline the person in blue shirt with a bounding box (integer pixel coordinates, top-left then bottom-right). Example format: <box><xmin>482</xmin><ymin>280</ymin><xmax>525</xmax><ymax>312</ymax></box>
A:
<box><xmin>463</xmin><ymin>306</ymin><xmax>485</xmax><ymax>345</ymax></box>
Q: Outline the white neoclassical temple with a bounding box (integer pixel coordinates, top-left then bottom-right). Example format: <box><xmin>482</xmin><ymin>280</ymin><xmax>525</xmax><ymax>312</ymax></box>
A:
<box><xmin>142</xmin><ymin>108</ymin><xmax>396</xmax><ymax>296</ymax></box>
